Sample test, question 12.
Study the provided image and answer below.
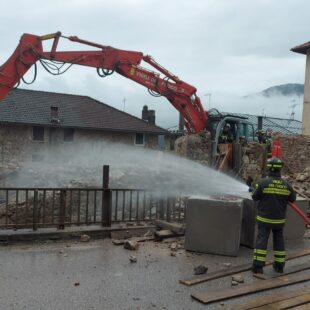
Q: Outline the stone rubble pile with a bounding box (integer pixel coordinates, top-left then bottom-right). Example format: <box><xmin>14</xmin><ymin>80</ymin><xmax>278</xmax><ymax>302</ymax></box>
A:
<box><xmin>174</xmin><ymin>131</ymin><xmax>211</xmax><ymax>165</ymax></box>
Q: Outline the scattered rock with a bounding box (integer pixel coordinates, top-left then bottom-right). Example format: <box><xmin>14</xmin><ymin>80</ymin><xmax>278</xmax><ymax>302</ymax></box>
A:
<box><xmin>129</xmin><ymin>255</ymin><xmax>137</xmax><ymax>263</ymax></box>
<box><xmin>223</xmin><ymin>263</ymin><xmax>231</xmax><ymax>268</ymax></box>
<box><xmin>170</xmin><ymin>252</ymin><xmax>176</xmax><ymax>257</ymax></box>
<box><xmin>124</xmin><ymin>240</ymin><xmax>139</xmax><ymax>251</ymax></box>
<box><xmin>80</xmin><ymin>234</ymin><xmax>90</xmax><ymax>242</ymax></box>
<box><xmin>231</xmin><ymin>280</ymin><xmax>239</xmax><ymax>286</ymax></box>
<box><xmin>220</xmin><ymin>302</ymin><xmax>225</xmax><ymax>306</ymax></box>
<box><xmin>59</xmin><ymin>250</ymin><xmax>64</xmax><ymax>254</ymax></box>
<box><xmin>194</xmin><ymin>265</ymin><xmax>208</xmax><ymax>275</ymax></box>
<box><xmin>63</xmin><ymin>253</ymin><xmax>68</xmax><ymax>257</ymax></box>
<box><xmin>232</xmin><ymin>275</ymin><xmax>244</xmax><ymax>283</ymax></box>
<box><xmin>170</xmin><ymin>242</ymin><xmax>178</xmax><ymax>251</ymax></box>
<box><xmin>133</xmin><ymin>297</ymin><xmax>140</xmax><ymax>301</ymax></box>
<box><xmin>143</xmin><ymin>230</ymin><xmax>154</xmax><ymax>237</ymax></box>
<box><xmin>112</xmin><ymin>239</ymin><xmax>125</xmax><ymax>246</ymax></box>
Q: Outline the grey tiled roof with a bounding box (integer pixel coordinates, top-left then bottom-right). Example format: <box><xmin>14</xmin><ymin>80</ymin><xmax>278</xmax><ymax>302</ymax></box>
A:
<box><xmin>0</xmin><ymin>89</ymin><xmax>167</xmax><ymax>134</ymax></box>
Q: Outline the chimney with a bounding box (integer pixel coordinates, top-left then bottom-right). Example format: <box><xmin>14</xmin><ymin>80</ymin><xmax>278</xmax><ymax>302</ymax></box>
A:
<box><xmin>50</xmin><ymin>106</ymin><xmax>60</xmax><ymax>123</ymax></box>
<box><xmin>142</xmin><ymin>105</ymin><xmax>156</xmax><ymax>125</ymax></box>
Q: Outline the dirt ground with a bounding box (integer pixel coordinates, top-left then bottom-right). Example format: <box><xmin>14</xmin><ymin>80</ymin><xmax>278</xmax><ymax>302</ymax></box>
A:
<box><xmin>0</xmin><ymin>232</ymin><xmax>309</xmax><ymax>310</ymax></box>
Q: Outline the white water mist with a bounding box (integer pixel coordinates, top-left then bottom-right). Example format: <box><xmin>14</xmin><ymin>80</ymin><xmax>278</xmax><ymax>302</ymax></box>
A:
<box><xmin>6</xmin><ymin>140</ymin><xmax>250</xmax><ymax>199</ymax></box>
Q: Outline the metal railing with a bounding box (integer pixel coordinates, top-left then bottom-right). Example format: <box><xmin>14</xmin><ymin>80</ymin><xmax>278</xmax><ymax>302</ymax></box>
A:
<box><xmin>0</xmin><ymin>187</ymin><xmax>187</xmax><ymax>231</ymax></box>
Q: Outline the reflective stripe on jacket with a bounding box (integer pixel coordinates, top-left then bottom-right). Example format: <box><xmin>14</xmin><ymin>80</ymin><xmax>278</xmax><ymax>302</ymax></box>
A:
<box><xmin>252</xmin><ymin>174</ymin><xmax>296</xmax><ymax>223</ymax></box>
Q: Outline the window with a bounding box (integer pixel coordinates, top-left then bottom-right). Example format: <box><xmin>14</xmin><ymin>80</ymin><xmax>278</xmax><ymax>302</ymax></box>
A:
<box><xmin>64</xmin><ymin>128</ymin><xmax>74</xmax><ymax>142</ymax></box>
<box><xmin>33</xmin><ymin>126</ymin><xmax>44</xmax><ymax>141</ymax></box>
<box><xmin>135</xmin><ymin>133</ymin><xmax>145</xmax><ymax>146</ymax></box>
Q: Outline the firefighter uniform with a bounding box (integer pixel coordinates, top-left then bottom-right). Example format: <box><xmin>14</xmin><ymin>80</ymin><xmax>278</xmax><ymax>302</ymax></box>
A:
<box><xmin>251</xmin><ymin>157</ymin><xmax>296</xmax><ymax>273</ymax></box>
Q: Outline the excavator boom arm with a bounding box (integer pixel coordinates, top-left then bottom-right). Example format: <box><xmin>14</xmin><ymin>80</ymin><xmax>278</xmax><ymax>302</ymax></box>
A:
<box><xmin>0</xmin><ymin>32</ymin><xmax>207</xmax><ymax>133</ymax></box>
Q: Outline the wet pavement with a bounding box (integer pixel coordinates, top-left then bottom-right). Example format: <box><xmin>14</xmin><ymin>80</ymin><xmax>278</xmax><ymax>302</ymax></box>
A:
<box><xmin>0</xmin><ymin>234</ymin><xmax>309</xmax><ymax>310</ymax></box>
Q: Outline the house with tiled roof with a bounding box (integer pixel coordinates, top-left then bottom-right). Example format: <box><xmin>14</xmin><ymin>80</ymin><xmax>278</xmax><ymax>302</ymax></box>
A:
<box><xmin>0</xmin><ymin>89</ymin><xmax>168</xmax><ymax>165</ymax></box>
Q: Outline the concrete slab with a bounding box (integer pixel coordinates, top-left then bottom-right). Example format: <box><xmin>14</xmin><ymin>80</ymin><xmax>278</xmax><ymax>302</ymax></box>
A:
<box><xmin>241</xmin><ymin>198</ymin><xmax>309</xmax><ymax>248</ymax></box>
<box><xmin>284</xmin><ymin>198</ymin><xmax>309</xmax><ymax>240</ymax></box>
<box><xmin>185</xmin><ymin>195</ymin><xmax>243</xmax><ymax>257</ymax></box>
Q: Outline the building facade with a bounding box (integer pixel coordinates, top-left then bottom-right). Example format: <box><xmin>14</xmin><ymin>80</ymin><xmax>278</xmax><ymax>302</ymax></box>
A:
<box><xmin>0</xmin><ymin>89</ymin><xmax>168</xmax><ymax>171</ymax></box>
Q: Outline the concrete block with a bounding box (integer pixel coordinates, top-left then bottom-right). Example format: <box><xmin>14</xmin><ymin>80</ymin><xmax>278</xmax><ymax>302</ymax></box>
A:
<box><xmin>241</xmin><ymin>198</ymin><xmax>309</xmax><ymax>248</ymax></box>
<box><xmin>284</xmin><ymin>198</ymin><xmax>309</xmax><ymax>240</ymax></box>
<box><xmin>185</xmin><ymin>196</ymin><xmax>243</xmax><ymax>257</ymax></box>
<box><xmin>240</xmin><ymin>198</ymin><xmax>257</xmax><ymax>248</ymax></box>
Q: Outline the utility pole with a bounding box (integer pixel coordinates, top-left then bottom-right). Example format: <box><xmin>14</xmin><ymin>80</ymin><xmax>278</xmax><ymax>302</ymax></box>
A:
<box><xmin>289</xmin><ymin>100</ymin><xmax>299</xmax><ymax>120</ymax></box>
<box><xmin>204</xmin><ymin>93</ymin><xmax>212</xmax><ymax>110</ymax></box>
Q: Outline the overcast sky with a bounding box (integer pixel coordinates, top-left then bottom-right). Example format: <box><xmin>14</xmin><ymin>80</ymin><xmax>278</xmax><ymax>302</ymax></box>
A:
<box><xmin>1</xmin><ymin>0</ymin><xmax>309</xmax><ymax>128</ymax></box>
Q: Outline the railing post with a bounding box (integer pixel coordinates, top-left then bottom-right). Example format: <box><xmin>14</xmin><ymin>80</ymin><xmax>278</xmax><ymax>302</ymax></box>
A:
<box><xmin>159</xmin><ymin>198</ymin><xmax>165</xmax><ymax>220</ymax></box>
<box><xmin>102</xmin><ymin>165</ymin><xmax>112</xmax><ymax>227</ymax></box>
<box><xmin>58</xmin><ymin>190</ymin><xmax>66</xmax><ymax>230</ymax></box>
<box><xmin>167</xmin><ymin>197</ymin><xmax>171</xmax><ymax>222</ymax></box>
<box><xmin>33</xmin><ymin>189</ymin><xmax>38</xmax><ymax>231</ymax></box>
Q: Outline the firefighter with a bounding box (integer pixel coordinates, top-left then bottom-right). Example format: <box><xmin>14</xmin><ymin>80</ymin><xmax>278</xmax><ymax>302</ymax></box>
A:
<box><xmin>251</xmin><ymin>157</ymin><xmax>296</xmax><ymax>274</ymax></box>
<box><xmin>219</xmin><ymin>123</ymin><xmax>234</xmax><ymax>143</ymax></box>
<box><xmin>256</xmin><ymin>130</ymin><xmax>266</xmax><ymax>144</ymax></box>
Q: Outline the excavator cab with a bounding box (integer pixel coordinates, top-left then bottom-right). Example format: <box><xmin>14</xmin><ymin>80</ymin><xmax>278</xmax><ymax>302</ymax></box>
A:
<box><xmin>206</xmin><ymin>109</ymin><xmax>255</xmax><ymax>173</ymax></box>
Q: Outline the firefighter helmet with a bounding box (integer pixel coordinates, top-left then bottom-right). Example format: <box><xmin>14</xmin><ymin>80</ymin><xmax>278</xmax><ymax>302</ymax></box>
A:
<box><xmin>267</xmin><ymin>157</ymin><xmax>283</xmax><ymax>171</ymax></box>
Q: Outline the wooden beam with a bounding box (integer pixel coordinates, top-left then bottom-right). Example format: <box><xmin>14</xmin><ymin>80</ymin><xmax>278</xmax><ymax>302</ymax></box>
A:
<box><xmin>227</xmin><ymin>288</ymin><xmax>310</xmax><ymax>310</ymax></box>
<box><xmin>258</xmin><ymin>294</ymin><xmax>310</xmax><ymax>310</ymax></box>
<box><xmin>180</xmin><ymin>248</ymin><xmax>310</xmax><ymax>286</ymax></box>
<box><xmin>191</xmin><ymin>270</ymin><xmax>310</xmax><ymax>305</ymax></box>
<box><xmin>253</xmin><ymin>262</ymin><xmax>310</xmax><ymax>280</ymax></box>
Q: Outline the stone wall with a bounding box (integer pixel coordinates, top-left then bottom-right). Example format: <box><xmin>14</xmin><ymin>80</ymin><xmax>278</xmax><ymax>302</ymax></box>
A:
<box><xmin>240</xmin><ymin>142</ymin><xmax>267</xmax><ymax>185</ymax></box>
<box><xmin>273</xmin><ymin>134</ymin><xmax>310</xmax><ymax>174</ymax></box>
<box><xmin>174</xmin><ymin>131</ymin><xmax>211</xmax><ymax>165</ymax></box>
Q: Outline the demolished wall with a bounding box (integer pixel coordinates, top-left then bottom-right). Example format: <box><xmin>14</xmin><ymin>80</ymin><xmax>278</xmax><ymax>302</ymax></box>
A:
<box><xmin>174</xmin><ymin>131</ymin><xmax>211</xmax><ymax>165</ymax></box>
<box><xmin>273</xmin><ymin>134</ymin><xmax>310</xmax><ymax>197</ymax></box>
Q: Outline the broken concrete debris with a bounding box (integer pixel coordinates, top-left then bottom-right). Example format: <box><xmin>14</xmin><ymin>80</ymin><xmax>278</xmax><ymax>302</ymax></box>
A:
<box><xmin>154</xmin><ymin>230</ymin><xmax>175</xmax><ymax>241</ymax></box>
<box><xmin>80</xmin><ymin>234</ymin><xmax>90</xmax><ymax>242</ymax></box>
<box><xmin>154</xmin><ymin>220</ymin><xmax>185</xmax><ymax>235</ymax></box>
<box><xmin>129</xmin><ymin>255</ymin><xmax>137</xmax><ymax>263</ymax></box>
<box><xmin>194</xmin><ymin>265</ymin><xmax>208</xmax><ymax>275</ymax></box>
<box><xmin>112</xmin><ymin>239</ymin><xmax>125</xmax><ymax>246</ymax></box>
<box><xmin>124</xmin><ymin>240</ymin><xmax>139</xmax><ymax>251</ymax></box>
<box><xmin>170</xmin><ymin>242</ymin><xmax>178</xmax><ymax>251</ymax></box>
<box><xmin>223</xmin><ymin>263</ymin><xmax>231</xmax><ymax>268</ymax></box>
<box><xmin>232</xmin><ymin>275</ymin><xmax>244</xmax><ymax>283</ymax></box>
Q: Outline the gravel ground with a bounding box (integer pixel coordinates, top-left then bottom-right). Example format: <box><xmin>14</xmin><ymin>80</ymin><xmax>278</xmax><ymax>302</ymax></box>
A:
<box><xmin>0</xmin><ymin>233</ymin><xmax>309</xmax><ymax>310</ymax></box>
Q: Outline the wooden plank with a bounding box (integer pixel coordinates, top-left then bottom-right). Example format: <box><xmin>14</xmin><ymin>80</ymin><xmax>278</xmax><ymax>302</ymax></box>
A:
<box><xmin>256</xmin><ymin>294</ymin><xmax>310</xmax><ymax>310</ymax></box>
<box><xmin>228</xmin><ymin>288</ymin><xmax>310</xmax><ymax>310</ymax></box>
<box><xmin>180</xmin><ymin>248</ymin><xmax>310</xmax><ymax>286</ymax></box>
<box><xmin>180</xmin><ymin>263</ymin><xmax>251</xmax><ymax>286</ymax></box>
<box><xmin>290</xmin><ymin>304</ymin><xmax>310</xmax><ymax>310</ymax></box>
<box><xmin>191</xmin><ymin>270</ymin><xmax>310</xmax><ymax>305</ymax></box>
<box><xmin>253</xmin><ymin>262</ymin><xmax>310</xmax><ymax>280</ymax></box>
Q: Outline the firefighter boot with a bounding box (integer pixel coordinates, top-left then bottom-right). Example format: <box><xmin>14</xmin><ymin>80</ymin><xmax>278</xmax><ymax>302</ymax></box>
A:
<box><xmin>273</xmin><ymin>262</ymin><xmax>284</xmax><ymax>273</ymax></box>
<box><xmin>251</xmin><ymin>264</ymin><xmax>264</xmax><ymax>274</ymax></box>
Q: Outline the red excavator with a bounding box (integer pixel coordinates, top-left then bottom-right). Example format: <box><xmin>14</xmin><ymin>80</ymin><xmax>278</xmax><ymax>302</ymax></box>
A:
<box><xmin>0</xmin><ymin>31</ymin><xmax>255</xmax><ymax>171</ymax></box>
<box><xmin>0</xmin><ymin>32</ymin><xmax>309</xmax><ymax>226</ymax></box>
